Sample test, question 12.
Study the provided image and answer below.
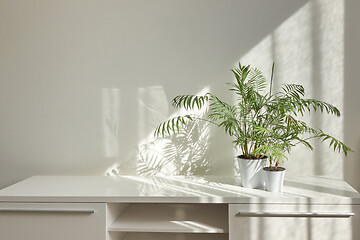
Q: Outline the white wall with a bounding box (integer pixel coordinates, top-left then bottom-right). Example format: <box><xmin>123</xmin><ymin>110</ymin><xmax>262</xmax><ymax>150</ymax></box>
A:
<box><xmin>344</xmin><ymin>0</ymin><xmax>360</xmax><ymax>191</ymax></box>
<box><xmin>0</xmin><ymin>0</ymin><xmax>358</xmax><ymax>190</ymax></box>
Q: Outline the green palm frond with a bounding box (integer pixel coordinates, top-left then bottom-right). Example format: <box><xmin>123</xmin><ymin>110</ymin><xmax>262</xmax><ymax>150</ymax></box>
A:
<box><xmin>154</xmin><ymin>115</ymin><xmax>194</xmax><ymax>137</ymax></box>
<box><xmin>207</xmin><ymin>95</ymin><xmax>241</xmax><ymax>136</ymax></box>
<box><xmin>208</xmin><ymin>95</ymin><xmax>235</xmax><ymax>118</ymax></box>
<box><xmin>301</xmin><ymin>99</ymin><xmax>340</xmax><ymax>116</ymax></box>
<box><xmin>172</xmin><ymin>94</ymin><xmax>210</xmax><ymax>110</ymax></box>
<box><xmin>253</xmin><ymin>144</ymin><xmax>288</xmax><ymax>162</ymax></box>
<box><xmin>248</xmin><ymin>68</ymin><xmax>268</xmax><ymax>93</ymax></box>
<box><xmin>281</xmin><ymin>84</ymin><xmax>305</xmax><ymax>99</ymax></box>
<box><xmin>316</xmin><ymin>131</ymin><xmax>353</xmax><ymax>157</ymax></box>
<box><xmin>293</xmin><ymin>137</ymin><xmax>314</xmax><ymax>151</ymax></box>
<box><xmin>231</xmin><ymin>63</ymin><xmax>250</xmax><ymax>86</ymax></box>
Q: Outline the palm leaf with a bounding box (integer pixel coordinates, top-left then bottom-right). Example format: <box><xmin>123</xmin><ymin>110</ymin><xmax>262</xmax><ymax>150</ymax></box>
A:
<box><xmin>154</xmin><ymin>115</ymin><xmax>194</xmax><ymax>137</ymax></box>
<box><xmin>281</xmin><ymin>84</ymin><xmax>305</xmax><ymax>99</ymax></box>
<box><xmin>301</xmin><ymin>99</ymin><xmax>340</xmax><ymax>116</ymax></box>
<box><xmin>316</xmin><ymin>131</ymin><xmax>353</xmax><ymax>157</ymax></box>
<box><xmin>172</xmin><ymin>94</ymin><xmax>210</xmax><ymax>110</ymax></box>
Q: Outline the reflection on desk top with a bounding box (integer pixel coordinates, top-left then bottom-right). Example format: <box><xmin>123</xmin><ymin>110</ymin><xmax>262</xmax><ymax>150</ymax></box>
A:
<box><xmin>0</xmin><ymin>175</ymin><xmax>359</xmax><ymax>204</ymax></box>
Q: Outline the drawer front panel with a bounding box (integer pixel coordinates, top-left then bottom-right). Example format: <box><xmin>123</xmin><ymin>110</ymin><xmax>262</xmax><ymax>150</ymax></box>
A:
<box><xmin>0</xmin><ymin>202</ymin><xmax>106</xmax><ymax>240</ymax></box>
<box><xmin>229</xmin><ymin>204</ymin><xmax>359</xmax><ymax>240</ymax></box>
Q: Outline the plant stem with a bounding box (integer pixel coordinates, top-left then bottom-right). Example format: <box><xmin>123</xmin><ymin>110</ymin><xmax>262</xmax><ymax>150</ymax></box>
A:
<box><xmin>269</xmin><ymin>62</ymin><xmax>275</xmax><ymax>96</ymax></box>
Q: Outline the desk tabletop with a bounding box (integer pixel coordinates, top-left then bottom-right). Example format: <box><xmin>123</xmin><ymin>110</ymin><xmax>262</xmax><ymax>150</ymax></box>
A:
<box><xmin>0</xmin><ymin>175</ymin><xmax>359</xmax><ymax>204</ymax></box>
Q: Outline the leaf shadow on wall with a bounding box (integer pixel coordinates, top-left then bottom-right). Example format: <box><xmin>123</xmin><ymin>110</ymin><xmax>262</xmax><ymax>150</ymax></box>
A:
<box><xmin>104</xmin><ymin>86</ymin><xmax>212</xmax><ymax>177</ymax></box>
<box><xmin>137</xmin><ymin>119</ymin><xmax>211</xmax><ymax>176</ymax></box>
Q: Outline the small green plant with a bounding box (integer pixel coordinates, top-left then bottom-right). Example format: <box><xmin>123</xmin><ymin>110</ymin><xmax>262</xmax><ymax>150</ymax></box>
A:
<box><xmin>155</xmin><ymin>63</ymin><xmax>352</xmax><ymax>169</ymax></box>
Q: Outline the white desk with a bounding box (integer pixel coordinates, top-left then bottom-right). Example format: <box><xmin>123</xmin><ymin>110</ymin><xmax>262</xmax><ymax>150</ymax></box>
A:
<box><xmin>0</xmin><ymin>175</ymin><xmax>359</xmax><ymax>240</ymax></box>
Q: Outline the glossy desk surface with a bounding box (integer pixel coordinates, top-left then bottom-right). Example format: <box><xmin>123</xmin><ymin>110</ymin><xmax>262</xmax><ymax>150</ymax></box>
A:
<box><xmin>0</xmin><ymin>175</ymin><xmax>359</xmax><ymax>204</ymax></box>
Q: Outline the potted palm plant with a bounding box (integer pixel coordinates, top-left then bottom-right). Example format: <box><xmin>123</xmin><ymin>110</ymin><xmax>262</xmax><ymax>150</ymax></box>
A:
<box><xmin>154</xmin><ymin>63</ymin><xmax>352</xmax><ymax>191</ymax></box>
<box><xmin>250</xmin><ymin>79</ymin><xmax>352</xmax><ymax>192</ymax></box>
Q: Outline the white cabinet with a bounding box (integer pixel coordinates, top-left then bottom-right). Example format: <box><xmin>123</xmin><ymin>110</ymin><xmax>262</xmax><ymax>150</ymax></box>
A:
<box><xmin>229</xmin><ymin>204</ymin><xmax>360</xmax><ymax>240</ymax></box>
<box><xmin>0</xmin><ymin>203</ymin><xmax>106</xmax><ymax>240</ymax></box>
<box><xmin>0</xmin><ymin>176</ymin><xmax>359</xmax><ymax>240</ymax></box>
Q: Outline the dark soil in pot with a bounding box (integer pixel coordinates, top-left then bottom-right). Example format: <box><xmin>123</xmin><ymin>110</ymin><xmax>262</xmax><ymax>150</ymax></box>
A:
<box><xmin>237</xmin><ymin>155</ymin><xmax>267</xmax><ymax>160</ymax></box>
<box><xmin>263</xmin><ymin>166</ymin><xmax>286</xmax><ymax>171</ymax></box>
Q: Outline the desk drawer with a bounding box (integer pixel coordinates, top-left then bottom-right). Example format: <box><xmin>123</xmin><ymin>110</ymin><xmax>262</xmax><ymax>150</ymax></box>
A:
<box><xmin>229</xmin><ymin>204</ymin><xmax>359</xmax><ymax>240</ymax></box>
<box><xmin>0</xmin><ymin>202</ymin><xmax>106</xmax><ymax>240</ymax></box>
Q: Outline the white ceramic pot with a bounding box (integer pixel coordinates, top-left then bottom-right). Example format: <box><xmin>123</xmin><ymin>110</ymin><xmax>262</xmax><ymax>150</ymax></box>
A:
<box><xmin>237</xmin><ymin>156</ymin><xmax>266</xmax><ymax>189</ymax></box>
<box><xmin>263</xmin><ymin>167</ymin><xmax>286</xmax><ymax>192</ymax></box>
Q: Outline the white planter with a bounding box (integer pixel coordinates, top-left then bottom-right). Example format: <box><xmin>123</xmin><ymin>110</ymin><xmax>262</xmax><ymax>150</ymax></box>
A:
<box><xmin>237</xmin><ymin>157</ymin><xmax>266</xmax><ymax>189</ymax></box>
<box><xmin>264</xmin><ymin>167</ymin><xmax>286</xmax><ymax>192</ymax></box>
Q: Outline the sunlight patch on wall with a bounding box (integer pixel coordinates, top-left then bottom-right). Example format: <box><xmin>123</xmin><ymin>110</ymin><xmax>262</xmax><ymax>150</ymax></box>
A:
<box><xmin>238</xmin><ymin>0</ymin><xmax>344</xmax><ymax>177</ymax></box>
<box><xmin>102</xmin><ymin>88</ymin><xmax>121</xmax><ymax>158</ymax></box>
<box><xmin>137</xmin><ymin>86</ymin><xmax>169</xmax><ymax>146</ymax></box>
